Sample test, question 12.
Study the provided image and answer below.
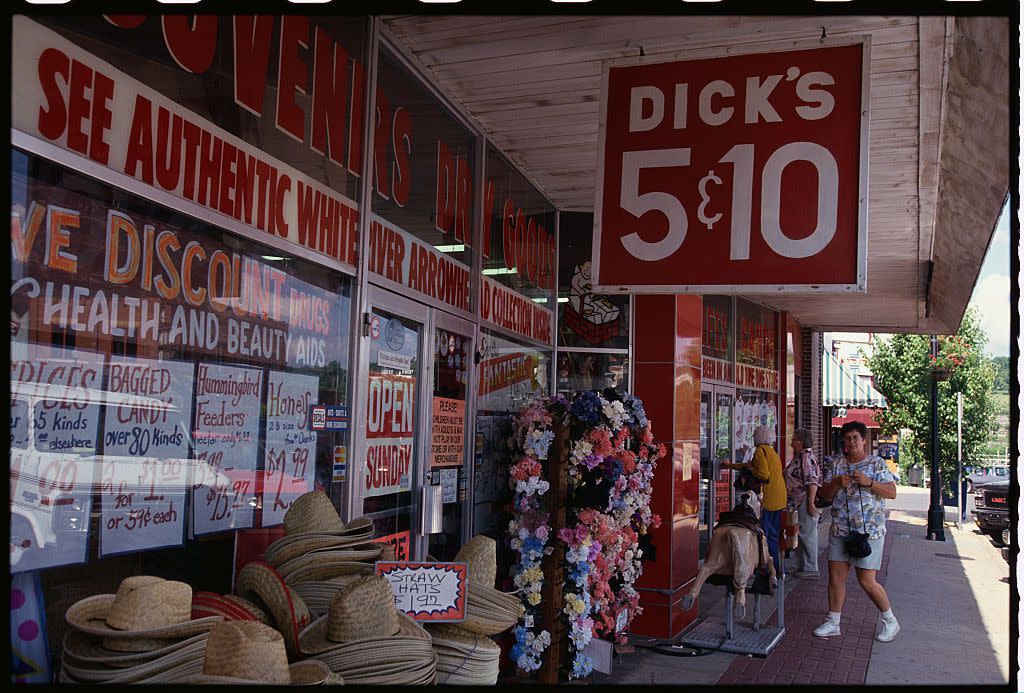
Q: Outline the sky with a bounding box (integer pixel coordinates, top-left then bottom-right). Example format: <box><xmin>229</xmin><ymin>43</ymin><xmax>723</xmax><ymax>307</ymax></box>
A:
<box><xmin>967</xmin><ymin>201</ymin><xmax>1011</xmax><ymax>357</ymax></box>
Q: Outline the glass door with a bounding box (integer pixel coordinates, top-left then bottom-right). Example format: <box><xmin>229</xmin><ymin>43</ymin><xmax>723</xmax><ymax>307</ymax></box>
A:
<box><xmin>361</xmin><ymin>289</ymin><xmax>425</xmax><ymax>556</ymax></box>
<box><xmin>714</xmin><ymin>390</ymin><xmax>735</xmax><ymax>520</ymax></box>
<box><xmin>699</xmin><ymin>387</ymin><xmax>735</xmax><ymax>561</ymax></box>
<box><xmin>698</xmin><ymin>389</ymin><xmax>713</xmax><ymax>559</ymax></box>
<box><xmin>426</xmin><ymin>313</ymin><xmax>475</xmax><ymax>561</ymax></box>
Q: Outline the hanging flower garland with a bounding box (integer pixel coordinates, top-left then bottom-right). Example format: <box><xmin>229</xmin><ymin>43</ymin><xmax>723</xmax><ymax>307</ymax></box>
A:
<box><xmin>560</xmin><ymin>390</ymin><xmax>663</xmax><ymax>679</ymax></box>
<box><xmin>507</xmin><ymin>395</ymin><xmax>567</xmax><ymax>673</ymax></box>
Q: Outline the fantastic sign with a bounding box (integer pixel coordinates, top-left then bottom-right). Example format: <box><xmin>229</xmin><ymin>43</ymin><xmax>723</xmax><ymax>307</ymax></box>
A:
<box><xmin>594</xmin><ymin>41</ymin><xmax>868</xmax><ymax>293</ymax></box>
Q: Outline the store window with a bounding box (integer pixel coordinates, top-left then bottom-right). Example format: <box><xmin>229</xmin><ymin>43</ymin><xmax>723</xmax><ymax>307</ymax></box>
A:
<box><xmin>370</xmin><ymin>46</ymin><xmax>477</xmax><ymax>307</ymax></box>
<box><xmin>473</xmin><ymin>330</ymin><xmax>550</xmax><ymax>539</ymax></box>
<box><xmin>40</xmin><ymin>16</ymin><xmax>368</xmax><ymax>202</ymax></box>
<box><xmin>733</xmin><ymin>299</ymin><xmax>780</xmax><ymax>463</ymax></box>
<box><xmin>701</xmin><ymin>295</ymin><xmax>734</xmax><ymax>383</ymax></box>
<box><xmin>556</xmin><ymin>212</ymin><xmax>629</xmax><ymax>394</ymax></box>
<box><xmin>10</xmin><ymin>150</ymin><xmax>352</xmax><ymax>644</ymax></box>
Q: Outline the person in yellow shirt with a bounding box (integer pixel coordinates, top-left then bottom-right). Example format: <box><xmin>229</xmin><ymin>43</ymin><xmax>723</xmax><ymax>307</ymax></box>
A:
<box><xmin>724</xmin><ymin>425</ymin><xmax>787</xmax><ymax>574</ymax></box>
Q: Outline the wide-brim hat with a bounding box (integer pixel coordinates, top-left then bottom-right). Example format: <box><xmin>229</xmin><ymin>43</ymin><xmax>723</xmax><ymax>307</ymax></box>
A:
<box><xmin>60</xmin><ymin>634</ymin><xmax>208</xmax><ymax>683</ymax></box>
<box><xmin>65</xmin><ymin>576</ymin><xmax>222</xmax><ymax>640</ymax></box>
<box><xmin>192</xmin><ymin>592</ymin><xmax>272</xmax><ymax>625</ymax></box>
<box><xmin>235</xmin><ymin>562</ymin><xmax>312</xmax><ymax>658</ymax></box>
<box><xmin>290</xmin><ymin>574</ymin><xmax>371</xmax><ymax>617</ymax></box>
<box><xmin>282</xmin><ymin>560</ymin><xmax>376</xmax><ymax>587</ymax></box>
<box><xmin>461</xmin><ymin>581</ymin><xmax>525</xmax><ymax>636</ymax></box>
<box><xmin>332</xmin><ymin>651</ymin><xmax>438</xmax><ymax>686</ymax></box>
<box><xmin>456</xmin><ymin>535</ymin><xmax>498</xmax><ymax>586</ymax></box>
<box><xmin>265</xmin><ymin>520</ymin><xmax>376</xmax><ymax>569</ymax></box>
<box><xmin>62</xmin><ymin>629</ymin><xmax>209</xmax><ymax>667</ymax></box>
<box><xmin>276</xmin><ymin>543</ymin><xmax>383</xmax><ymax>580</ymax></box>
<box><xmin>180</xmin><ymin>621</ymin><xmax>331</xmax><ymax>685</ymax></box>
<box><xmin>298</xmin><ymin>577</ymin><xmax>429</xmax><ymax>655</ymax></box>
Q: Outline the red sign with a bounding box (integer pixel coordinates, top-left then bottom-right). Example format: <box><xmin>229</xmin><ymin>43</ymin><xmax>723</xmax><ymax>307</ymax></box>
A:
<box><xmin>375</xmin><ymin>561</ymin><xmax>468</xmax><ymax>622</ymax></box>
<box><xmin>364</xmin><ymin>372</ymin><xmax>414</xmax><ymax>498</ymax></box>
<box><xmin>478</xmin><ymin>353</ymin><xmax>538</xmax><ymax>396</ymax></box>
<box><xmin>594</xmin><ymin>42</ymin><xmax>868</xmax><ymax>293</ymax></box>
<box><xmin>373</xmin><ymin>531</ymin><xmax>411</xmax><ymax>561</ymax></box>
<box><xmin>479</xmin><ymin>277</ymin><xmax>553</xmax><ymax>344</ymax></box>
<box><xmin>702</xmin><ymin>357</ymin><xmax>733</xmax><ymax>383</ymax></box>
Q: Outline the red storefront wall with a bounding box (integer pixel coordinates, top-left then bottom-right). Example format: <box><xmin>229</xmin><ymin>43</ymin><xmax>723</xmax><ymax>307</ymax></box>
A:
<box><xmin>630</xmin><ymin>295</ymin><xmax>702</xmax><ymax>639</ymax></box>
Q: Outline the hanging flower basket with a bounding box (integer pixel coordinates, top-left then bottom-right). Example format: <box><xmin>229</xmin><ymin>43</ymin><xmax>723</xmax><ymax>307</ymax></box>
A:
<box><xmin>929</xmin><ymin>335</ymin><xmax>970</xmax><ymax>381</ymax></box>
<box><xmin>931</xmin><ymin>366</ymin><xmax>952</xmax><ymax>382</ymax></box>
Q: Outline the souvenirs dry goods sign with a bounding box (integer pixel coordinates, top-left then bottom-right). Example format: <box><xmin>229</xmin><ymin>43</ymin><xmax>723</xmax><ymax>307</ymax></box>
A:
<box><xmin>593</xmin><ymin>41</ymin><xmax>869</xmax><ymax>293</ymax></box>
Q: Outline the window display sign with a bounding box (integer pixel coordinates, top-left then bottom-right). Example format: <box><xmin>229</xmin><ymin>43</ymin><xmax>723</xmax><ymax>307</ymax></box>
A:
<box><xmin>430</xmin><ymin>397</ymin><xmax>465</xmax><ymax>468</ymax></box>
<box><xmin>261</xmin><ymin>371</ymin><xmax>320</xmax><ymax>527</ymax></box>
<box><xmin>735</xmin><ymin>298</ymin><xmax>779</xmax><ymax>371</ymax></box>
<box><xmin>593</xmin><ymin>42</ymin><xmax>868</xmax><ymax>293</ymax></box>
<box><xmin>373</xmin><ymin>530</ymin><xmax>411</xmax><ymax>561</ymax></box>
<box><xmin>480</xmin><ymin>277</ymin><xmax>553</xmax><ymax>345</ymax></box>
<box><xmin>99</xmin><ymin>357</ymin><xmax>195</xmax><ymax>556</ymax></box>
<box><xmin>191</xmin><ymin>363</ymin><xmax>264</xmax><ymax>535</ymax></box>
<box><xmin>375</xmin><ymin>561</ymin><xmax>468</xmax><ymax>622</ymax></box>
<box><xmin>12</xmin><ymin>17</ymin><xmax>360</xmax><ymax>273</ymax></box>
<box><xmin>10</xmin><ymin>346</ymin><xmax>104</xmax><ymax>573</ymax></box>
<box><xmin>364</xmin><ymin>372</ymin><xmax>415</xmax><ymax>498</ymax></box>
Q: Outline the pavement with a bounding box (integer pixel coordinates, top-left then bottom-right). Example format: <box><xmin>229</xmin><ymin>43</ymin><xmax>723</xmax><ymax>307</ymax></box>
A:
<box><xmin>602</xmin><ymin>485</ymin><xmax>1012</xmax><ymax>687</ymax></box>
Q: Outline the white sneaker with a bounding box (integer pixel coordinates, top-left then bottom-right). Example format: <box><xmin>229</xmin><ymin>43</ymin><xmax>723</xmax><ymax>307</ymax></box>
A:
<box><xmin>876</xmin><ymin>618</ymin><xmax>900</xmax><ymax>642</ymax></box>
<box><xmin>813</xmin><ymin>619</ymin><xmax>841</xmax><ymax>638</ymax></box>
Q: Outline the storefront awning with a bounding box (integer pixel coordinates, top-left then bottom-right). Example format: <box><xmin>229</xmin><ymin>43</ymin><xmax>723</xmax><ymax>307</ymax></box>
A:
<box><xmin>831</xmin><ymin>407</ymin><xmax>882</xmax><ymax>429</ymax></box>
<box><xmin>821</xmin><ymin>349</ymin><xmax>887</xmax><ymax>408</ymax></box>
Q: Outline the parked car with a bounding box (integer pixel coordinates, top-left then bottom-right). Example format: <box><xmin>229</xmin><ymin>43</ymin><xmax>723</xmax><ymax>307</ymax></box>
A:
<box><xmin>971</xmin><ymin>478</ymin><xmax>1009</xmax><ymax>543</ymax></box>
<box><xmin>966</xmin><ymin>465</ymin><xmax>1009</xmax><ymax>492</ymax></box>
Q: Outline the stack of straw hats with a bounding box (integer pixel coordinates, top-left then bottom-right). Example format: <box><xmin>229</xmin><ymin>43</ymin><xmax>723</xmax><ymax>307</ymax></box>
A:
<box><xmin>59</xmin><ymin>576</ymin><xmax>222</xmax><ymax>683</ymax></box>
<box><xmin>426</xmin><ymin>623</ymin><xmax>502</xmax><ymax>685</ymax></box>
<box><xmin>183</xmin><ymin>620</ymin><xmax>333</xmax><ymax>685</ymax></box>
<box><xmin>192</xmin><ymin>591</ymin><xmax>273</xmax><ymax>626</ymax></box>
<box><xmin>457</xmin><ymin>536</ymin><xmax>525</xmax><ymax>636</ymax></box>
<box><xmin>262</xmin><ymin>491</ymin><xmax>381</xmax><ymax>616</ymax></box>
<box><xmin>300</xmin><ymin>575</ymin><xmax>437</xmax><ymax>685</ymax></box>
<box><xmin>234</xmin><ymin>562</ymin><xmax>315</xmax><ymax>658</ymax></box>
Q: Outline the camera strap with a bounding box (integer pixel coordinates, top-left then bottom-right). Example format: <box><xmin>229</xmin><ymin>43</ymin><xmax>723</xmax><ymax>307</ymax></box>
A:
<box><xmin>843</xmin><ymin>460</ymin><xmax>870</xmax><ymax>536</ymax></box>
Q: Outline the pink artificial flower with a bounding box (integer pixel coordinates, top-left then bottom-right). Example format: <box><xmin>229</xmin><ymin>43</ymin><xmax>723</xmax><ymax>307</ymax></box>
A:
<box><xmin>641</xmin><ymin>425</ymin><xmax>654</xmax><ymax>445</ymax></box>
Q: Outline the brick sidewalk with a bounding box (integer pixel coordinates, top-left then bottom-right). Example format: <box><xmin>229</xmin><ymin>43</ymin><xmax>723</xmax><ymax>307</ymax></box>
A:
<box><xmin>716</xmin><ymin>521</ymin><xmax>897</xmax><ymax>685</ymax></box>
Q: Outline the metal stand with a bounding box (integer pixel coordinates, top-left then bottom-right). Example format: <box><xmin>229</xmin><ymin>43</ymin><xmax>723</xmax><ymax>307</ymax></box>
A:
<box><xmin>678</xmin><ymin>571</ymin><xmax>786</xmax><ymax>656</ymax></box>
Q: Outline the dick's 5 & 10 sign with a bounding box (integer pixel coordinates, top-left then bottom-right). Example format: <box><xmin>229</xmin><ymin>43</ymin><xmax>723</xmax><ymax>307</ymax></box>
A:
<box><xmin>593</xmin><ymin>41</ymin><xmax>869</xmax><ymax>293</ymax></box>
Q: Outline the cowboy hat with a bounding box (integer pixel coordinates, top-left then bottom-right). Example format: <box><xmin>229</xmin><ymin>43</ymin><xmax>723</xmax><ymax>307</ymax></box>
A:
<box><xmin>298</xmin><ymin>575</ymin><xmax>428</xmax><ymax>655</ymax></box>
<box><xmin>60</xmin><ymin>635</ymin><xmax>208</xmax><ymax>683</ymax></box>
<box><xmin>263</xmin><ymin>493</ymin><xmax>375</xmax><ymax>564</ymax></box>
<box><xmin>182</xmin><ymin>621</ymin><xmax>331</xmax><ymax>685</ymax></box>
<box><xmin>454</xmin><ymin>537</ymin><xmax>525</xmax><ymax>635</ymax></box>
<box><xmin>192</xmin><ymin>592</ymin><xmax>272</xmax><ymax>625</ymax></box>
<box><xmin>65</xmin><ymin>576</ymin><xmax>222</xmax><ymax>641</ymax></box>
<box><xmin>275</xmin><ymin>543</ymin><xmax>383</xmax><ymax>580</ymax></box>
<box><xmin>61</xmin><ymin>629</ymin><xmax>209</xmax><ymax>667</ymax></box>
<box><xmin>290</xmin><ymin>573</ymin><xmax>370</xmax><ymax>617</ymax></box>
<box><xmin>235</xmin><ymin>562</ymin><xmax>312</xmax><ymax>658</ymax></box>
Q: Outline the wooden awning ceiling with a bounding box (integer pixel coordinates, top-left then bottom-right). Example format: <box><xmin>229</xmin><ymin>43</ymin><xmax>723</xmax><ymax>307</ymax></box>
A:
<box><xmin>382</xmin><ymin>15</ymin><xmax>1009</xmax><ymax>335</ymax></box>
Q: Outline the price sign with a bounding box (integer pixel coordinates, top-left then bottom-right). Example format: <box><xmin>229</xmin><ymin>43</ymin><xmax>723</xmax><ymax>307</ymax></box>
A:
<box><xmin>191</xmin><ymin>363</ymin><xmax>264</xmax><ymax>535</ymax></box>
<box><xmin>100</xmin><ymin>357</ymin><xmax>194</xmax><ymax>556</ymax></box>
<box><xmin>375</xmin><ymin>561</ymin><xmax>468</xmax><ymax>622</ymax></box>
<box><xmin>261</xmin><ymin>371</ymin><xmax>319</xmax><ymax>527</ymax></box>
<box><xmin>594</xmin><ymin>41</ymin><xmax>868</xmax><ymax>293</ymax></box>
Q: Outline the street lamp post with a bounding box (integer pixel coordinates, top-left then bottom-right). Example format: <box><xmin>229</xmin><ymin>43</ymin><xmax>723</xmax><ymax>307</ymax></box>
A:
<box><xmin>926</xmin><ymin>334</ymin><xmax>946</xmax><ymax>541</ymax></box>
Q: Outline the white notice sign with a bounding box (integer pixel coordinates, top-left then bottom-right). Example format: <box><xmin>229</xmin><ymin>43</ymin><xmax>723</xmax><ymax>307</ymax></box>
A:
<box><xmin>191</xmin><ymin>363</ymin><xmax>264</xmax><ymax>535</ymax></box>
<box><xmin>261</xmin><ymin>371</ymin><xmax>319</xmax><ymax>527</ymax></box>
<box><xmin>9</xmin><ymin>345</ymin><xmax>104</xmax><ymax>573</ymax></box>
<box><xmin>100</xmin><ymin>357</ymin><xmax>195</xmax><ymax>556</ymax></box>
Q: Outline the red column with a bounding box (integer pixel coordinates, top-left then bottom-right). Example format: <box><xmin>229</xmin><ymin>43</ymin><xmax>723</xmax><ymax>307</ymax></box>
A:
<box><xmin>630</xmin><ymin>294</ymin><xmax>702</xmax><ymax>639</ymax></box>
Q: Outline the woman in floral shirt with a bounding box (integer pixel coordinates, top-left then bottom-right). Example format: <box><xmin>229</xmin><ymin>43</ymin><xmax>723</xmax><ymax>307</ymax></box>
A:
<box><xmin>784</xmin><ymin>428</ymin><xmax>820</xmax><ymax>578</ymax></box>
<box><xmin>814</xmin><ymin>421</ymin><xmax>899</xmax><ymax>642</ymax></box>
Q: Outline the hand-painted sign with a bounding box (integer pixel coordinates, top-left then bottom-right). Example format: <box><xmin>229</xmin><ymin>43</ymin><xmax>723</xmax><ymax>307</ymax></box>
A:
<box><xmin>430</xmin><ymin>397</ymin><xmax>465</xmax><ymax>468</ymax></box>
<box><xmin>375</xmin><ymin>561</ymin><xmax>468</xmax><ymax>622</ymax></box>
<box><xmin>100</xmin><ymin>357</ymin><xmax>194</xmax><ymax>556</ymax></box>
<box><xmin>262</xmin><ymin>371</ymin><xmax>320</xmax><ymax>527</ymax></box>
<box><xmin>364</xmin><ymin>372</ymin><xmax>414</xmax><ymax>497</ymax></box>
<box><xmin>594</xmin><ymin>42</ymin><xmax>868</xmax><ymax>293</ymax></box>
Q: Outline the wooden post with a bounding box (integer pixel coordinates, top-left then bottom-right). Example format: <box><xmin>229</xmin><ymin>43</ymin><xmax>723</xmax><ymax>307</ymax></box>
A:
<box><xmin>538</xmin><ymin>421</ymin><xmax>569</xmax><ymax>684</ymax></box>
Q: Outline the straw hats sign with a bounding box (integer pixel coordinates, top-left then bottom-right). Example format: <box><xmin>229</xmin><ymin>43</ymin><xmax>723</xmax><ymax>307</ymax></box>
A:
<box><xmin>374</xmin><ymin>562</ymin><xmax>468</xmax><ymax>622</ymax></box>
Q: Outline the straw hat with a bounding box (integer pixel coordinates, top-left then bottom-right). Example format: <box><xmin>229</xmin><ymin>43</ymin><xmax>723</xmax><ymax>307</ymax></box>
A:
<box><xmin>60</xmin><ymin>634</ymin><xmax>208</xmax><ymax>683</ymax></box>
<box><xmin>192</xmin><ymin>592</ymin><xmax>272</xmax><ymax>625</ymax></box>
<box><xmin>276</xmin><ymin>543</ymin><xmax>383</xmax><ymax>579</ymax></box>
<box><xmin>282</xmin><ymin>560</ymin><xmax>376</xmax><ymax>587</ymax></box>
<box><xmin>182</xmin><ymin>621</ymin><xmax>331</xmax><ymax>685</ymax></box>
<box><xmin>235</xmin><ymin>562</ymin><xmax>313</xmax><ymax>658</ymax></box>
<box><xmin>262</xmin><ymin>492</ymin><xmax>375</xmax><ymax>566</ymax></box>
<box><xmin>62</xmin><ymin>629</ymin><xmax>209</xmax><ymax>667</ymax></box>
<box><xmin>65</xmin><ymin>576</ymin><xmax>222</xmax><ymax>640</ymax></box>
<box><xmin>457</xmin><ymin>536</ymin><xmax>498</xmax><ymax>586</ymax></box>
<box><xmin>428</xmin><ymin>623</ymin><xmax>501</xmax><ymax>686</ymax></box>
<box><xmin>291</xmin><ymin>574</ymin><xmax>369</xmax><ymax>617</ymax></box>
<box><xmin>453</xmin><ymin>537</ymin><xmax>525</xmax><ymax>635</ymax></box>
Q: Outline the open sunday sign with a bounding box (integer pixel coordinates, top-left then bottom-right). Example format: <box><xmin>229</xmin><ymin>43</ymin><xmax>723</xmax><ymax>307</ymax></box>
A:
<box><xmin>374</xmin><ymin>561</ymin><xmax>468</xmax><ymax>622</ymax></box>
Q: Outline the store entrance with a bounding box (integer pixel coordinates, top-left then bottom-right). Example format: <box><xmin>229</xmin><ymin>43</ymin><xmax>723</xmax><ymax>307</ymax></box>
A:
<box><xmin>359</xmin><ymin>287</ymin><xmax>474</xmax><ymax>561</ymax></box>
<box><xmin>698</xmin><ymin>387</ymin><xmax>735</xmax><ymax>561</ymax></box>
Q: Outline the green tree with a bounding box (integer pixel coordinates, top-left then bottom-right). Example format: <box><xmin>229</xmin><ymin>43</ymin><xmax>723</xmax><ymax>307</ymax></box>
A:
<box><xmin>989</xmin><ymin>356</ymin><xmax>1009</xmax><ymax>392</ymax></box>
<box><xmin>866</xmin><ymin>307</ymin><xmax>997</xmax><ymax>486</ymax></box>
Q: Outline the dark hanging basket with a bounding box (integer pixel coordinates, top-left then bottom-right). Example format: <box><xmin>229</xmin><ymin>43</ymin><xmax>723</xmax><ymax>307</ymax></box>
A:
<box><xmin>932</xmin><ymin>366</ymin><xmax>952</xmax><ymax>382</ymax></box>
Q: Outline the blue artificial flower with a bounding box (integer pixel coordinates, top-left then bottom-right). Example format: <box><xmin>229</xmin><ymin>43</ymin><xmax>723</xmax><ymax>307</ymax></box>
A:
<box><xmin>511</xmin><ymin>644</ymin><xmax>525</xmax><ymax>661</ymax></box>
<box><xmin>572</xmin><ymin>654</ymin><xmax>594</xmax><ymax>678</ymax></box>
<box><xmin>570</xmin><ymin>391</ymin><xmax>603</xmax><ymax>425</ymax></box>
